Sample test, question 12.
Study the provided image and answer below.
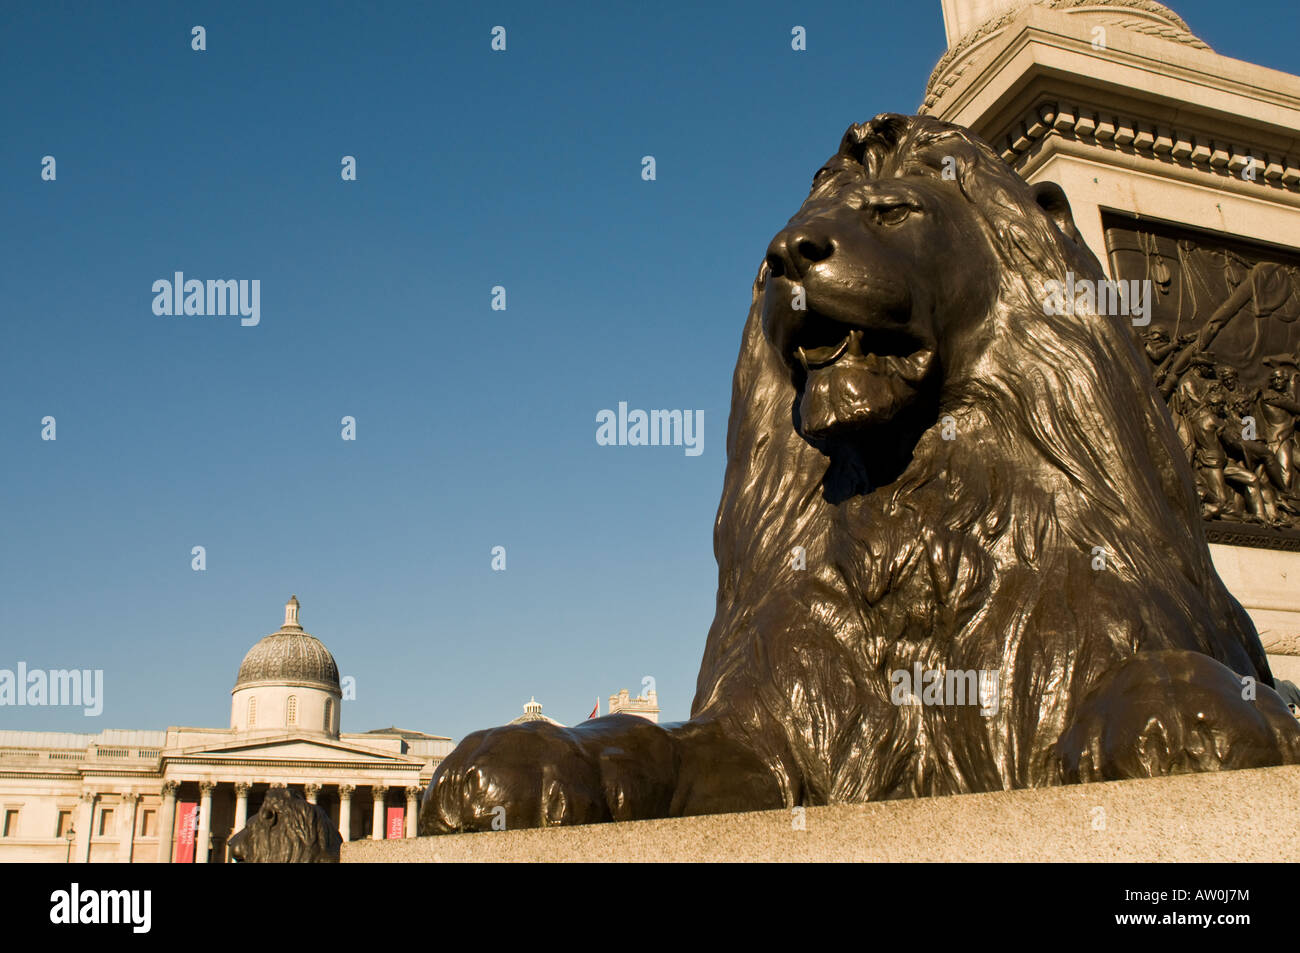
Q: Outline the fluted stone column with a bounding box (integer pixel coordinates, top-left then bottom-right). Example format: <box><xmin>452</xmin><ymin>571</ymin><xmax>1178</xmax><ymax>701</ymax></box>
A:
<box><xmin>233</xmin><ymin>782</ymin><xmax>251</xmax><ymax>834</ymax></box>
<box><xmin>338</xmin><ymin>785</ymin><xmax>354</xmax><ymax>842</ymax></box>
<box><xmin>305</xmin><ymin>783</ymin><xmax>321</xmax><ymax>805</ymax></box>
<box><xmin>118</xmin><ymin>793</ymin><xmax>139</xmax><ymax>863</ymax></box>
<box><xmin>74</xmin><ymin>791</ymin><xmax>96</xmax><ymax>863</ymax></box>
<box><xmin>196</xmin><ymin>781</ymin><xmax>215</xmax><ymax>864</ymax></box>
<box><xmin>371</xmin><ymin>785</ymin><xmax>388</xmax><ymax>840</ymax></box>
<box><xmin>405</xmin><ymin>785</ymin><xmax>422</xmax><ymax>838</ymax></box>
<box><xmin>157</xmin><ymin>781</ymin><xmax>179</xmax><ymax>863</ymax></box>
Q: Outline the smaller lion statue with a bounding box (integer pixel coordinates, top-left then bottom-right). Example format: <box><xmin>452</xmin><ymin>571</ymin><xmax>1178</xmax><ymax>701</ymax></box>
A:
<box><xmin>228</xmin><ymin>788</ymin><xmax>342</xmax><ymax>863</ymax></box>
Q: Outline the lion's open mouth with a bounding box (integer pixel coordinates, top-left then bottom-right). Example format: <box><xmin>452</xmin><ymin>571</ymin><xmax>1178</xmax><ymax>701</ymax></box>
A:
<box><xmin>789</xmin><ymin>310</ymin><xmax>934</xmax><ymax>382</ymax></box>
<box><xmin>778</xmin><ymin>306</ymin><xmax>937</xmax><ymax>440</ymax></box>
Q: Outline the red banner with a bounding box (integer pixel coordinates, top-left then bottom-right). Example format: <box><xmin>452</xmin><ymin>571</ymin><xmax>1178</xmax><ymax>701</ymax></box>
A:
<box><xmin>174</xmin><ymin>802</ymin><xmax>198</xmax><ymax>863</ymax></box>
<box><xmin>386</xmin><ymin>806</ymin><xmax>405</xmax><ymax>840</ymax></box>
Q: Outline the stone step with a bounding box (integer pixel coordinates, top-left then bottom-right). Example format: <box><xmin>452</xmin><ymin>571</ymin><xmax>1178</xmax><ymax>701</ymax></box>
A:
<box><xmin>344</xmin><ymin>763</ymin><xmax>1300</xmax><ymax>862</ymax></box>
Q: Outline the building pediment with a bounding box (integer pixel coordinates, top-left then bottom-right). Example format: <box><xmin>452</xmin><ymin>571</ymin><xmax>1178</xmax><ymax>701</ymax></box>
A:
<box><xmin>165</xmin><ymin>733</ymin><xmax>423</xmax><ymax>767</ymax></box>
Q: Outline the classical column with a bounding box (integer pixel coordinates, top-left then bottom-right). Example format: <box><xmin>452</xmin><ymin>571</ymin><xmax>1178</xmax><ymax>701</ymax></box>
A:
<box><xmin>338</xmin><ymin>785</ymin><xmax>354</xmax><ymax>842</ymax></box>
<box><xmin>74</xmin><ymin>791</ymin><xmax>96</xmax><ymax>863</ymax></box>
<box><xmin>305</xmin><ymin>783</ymin><xmax>321</xmax><ymax>805</ymax></box>
<box><xmin>233</xmin><ymin>782</ymin><xmax>251</xmax><ymax>834</ymax></box>
<box><xmin>157</xmin><ymin>781</ymin><xmax>179</xmax><ymax>863</ymax></box>
<box><xmin>371</xmin><ymin>785</ymin><xmax>388</xmax><ymax>840</ymax></box>
<box><xmin>118</xmin><ymin>793</ymin><xmax>139</xmax><ymax>864</ymax></box>
<box><xmin>404</xmin><ymin>785</ymin><xmax>423</xmax><ymax>838</ymax></box>
<box><xmin>196</xmin><ymin>781</ymin><xmax>215</xmax><ymax>864</ymax></box>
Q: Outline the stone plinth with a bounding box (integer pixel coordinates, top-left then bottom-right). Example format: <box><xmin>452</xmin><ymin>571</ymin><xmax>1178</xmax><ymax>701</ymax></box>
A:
<box><xmin>1211</xmin><ymin>545</ymin><xmax>1300</xmax><ymax>658</ymax></box>
<box><xmin>345</xmin><ymin>764</ymin><xmax>1300</xmax><ymax>862</ymax></box>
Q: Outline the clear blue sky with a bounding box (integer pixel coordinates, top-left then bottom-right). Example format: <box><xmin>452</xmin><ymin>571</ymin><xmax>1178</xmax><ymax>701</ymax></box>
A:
<box><xmin>1</xmin><ymin>1</ymin><xmax>1293</xmax><ymax>739</ymax></box>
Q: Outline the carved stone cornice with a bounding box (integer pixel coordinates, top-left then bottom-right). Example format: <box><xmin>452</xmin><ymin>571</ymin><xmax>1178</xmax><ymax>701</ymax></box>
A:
<box><xmin>0</xmin><ymin>771</ymin><xmax>82</xmax><ymax>781</ymax></box>
<box><xmin>991</xmin><ymin>100</ymin><xmax>1300</xmax><ymax>194</ymax></box>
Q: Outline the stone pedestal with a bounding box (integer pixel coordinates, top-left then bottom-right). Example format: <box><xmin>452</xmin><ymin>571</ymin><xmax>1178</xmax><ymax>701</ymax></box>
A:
<box><xmin>344</xmin><ymin>764</ymin><xmax>1300</xmax><ymax>863</ymax></box>
<box><xmin>1210</xmin><ymin>544</ymin><xmax>1300</xmax><ymax>664</ymax></box>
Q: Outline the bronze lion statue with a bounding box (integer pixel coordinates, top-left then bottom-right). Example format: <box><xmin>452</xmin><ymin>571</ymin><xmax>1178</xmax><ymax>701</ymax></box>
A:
<box><xmin>421</xmin><ymin>114</ymin><xmax>1300</xmax><ymax>833</ymax></box>
<box><xmin>228</xmin><ymin>788</ymin><xmax>342</xmax><ymax>863</ymax></box>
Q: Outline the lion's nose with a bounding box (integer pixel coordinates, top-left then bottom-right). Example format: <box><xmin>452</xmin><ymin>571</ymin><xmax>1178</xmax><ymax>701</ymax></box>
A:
<box><xmin>765</xmin><ymin>227</ymin><xmax>835</xmax><ymax>280</ymax></box>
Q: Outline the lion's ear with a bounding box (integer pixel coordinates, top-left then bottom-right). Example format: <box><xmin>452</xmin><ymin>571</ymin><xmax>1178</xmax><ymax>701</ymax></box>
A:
<box><xmin>1031</xmin><ymin>181</ymin><xmax>1084</xmax><ymax>246</ymax></box>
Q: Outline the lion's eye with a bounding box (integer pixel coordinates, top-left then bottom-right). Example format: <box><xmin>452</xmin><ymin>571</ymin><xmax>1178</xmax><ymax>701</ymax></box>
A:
<box><xmin>871</xmin><ymin>203</ymin><xmax>916</xmax><ymax>226</ymax></box>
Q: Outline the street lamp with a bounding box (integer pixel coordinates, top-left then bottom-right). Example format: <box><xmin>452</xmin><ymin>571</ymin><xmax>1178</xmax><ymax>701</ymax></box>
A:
<box><xmin>64</xmin><ymin>826</ymin><xmax>75</xmax><ymax>863</ymax></box>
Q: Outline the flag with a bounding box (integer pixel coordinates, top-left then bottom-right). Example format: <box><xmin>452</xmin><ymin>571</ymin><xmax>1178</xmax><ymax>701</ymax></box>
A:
<box><xmin>588</xmin><ymin>698</ymin><xmax>599</xmax><ymax>719</ymax></box>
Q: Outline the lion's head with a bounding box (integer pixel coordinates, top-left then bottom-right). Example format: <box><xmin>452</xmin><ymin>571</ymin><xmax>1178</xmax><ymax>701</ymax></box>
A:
<box><xmin>228</xmin><ymin>788</ymin><xmax>342</xmax><ymax>863</ymax></box>
<box><xmin>759</xmin><ymin>113</ymin><xmax>1104</xmax><ymax>473</ymax></box>
<box><xmin>692</xmin><ymin>114</ymin><xmax>1273</xmax><ymax>802</ymax></box>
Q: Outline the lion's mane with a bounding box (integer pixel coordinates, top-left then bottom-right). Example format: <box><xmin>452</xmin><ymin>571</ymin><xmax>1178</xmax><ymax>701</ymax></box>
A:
<box><xmin>691</xmin><ymin>114</ymin><xmax>1271</xmax><ymax>804</ymax></box>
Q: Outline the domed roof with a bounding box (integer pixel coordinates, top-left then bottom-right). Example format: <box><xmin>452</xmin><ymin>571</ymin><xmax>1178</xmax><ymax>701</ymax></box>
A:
<box><xmin>509</xmin><ymin>697</ymin><xmax>563</xmax><ymax>726</ymax></box>
<box><xmin>234</xmin><ymin>596</ymin><xmax>340</xmax><ymax>692</ymax></box>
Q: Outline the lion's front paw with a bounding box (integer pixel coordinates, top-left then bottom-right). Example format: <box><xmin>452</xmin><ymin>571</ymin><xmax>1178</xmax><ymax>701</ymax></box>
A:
<box><xmin>1056</xmin><ymin>650</ymin><xmax>1300</xmax><ymax>783</ymax></box>
<box><xmin>418</xmin><ymin>722</ymin><xmax>610</xmax><ymax>834</ymax></box>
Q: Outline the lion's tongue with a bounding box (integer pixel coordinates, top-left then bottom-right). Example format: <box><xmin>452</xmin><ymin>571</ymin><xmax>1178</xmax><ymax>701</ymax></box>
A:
<box><xmin>799</xmin><ymin>358</ymin><xmax>921</xmax><ymax>435</ymax></box>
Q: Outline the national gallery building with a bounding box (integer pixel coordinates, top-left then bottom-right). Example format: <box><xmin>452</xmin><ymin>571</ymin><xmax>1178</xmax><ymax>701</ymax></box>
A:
<box><xmin>0</xmin><ymin>598</ymin><xmax>453</xmax><ymax>863</ymax></box>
